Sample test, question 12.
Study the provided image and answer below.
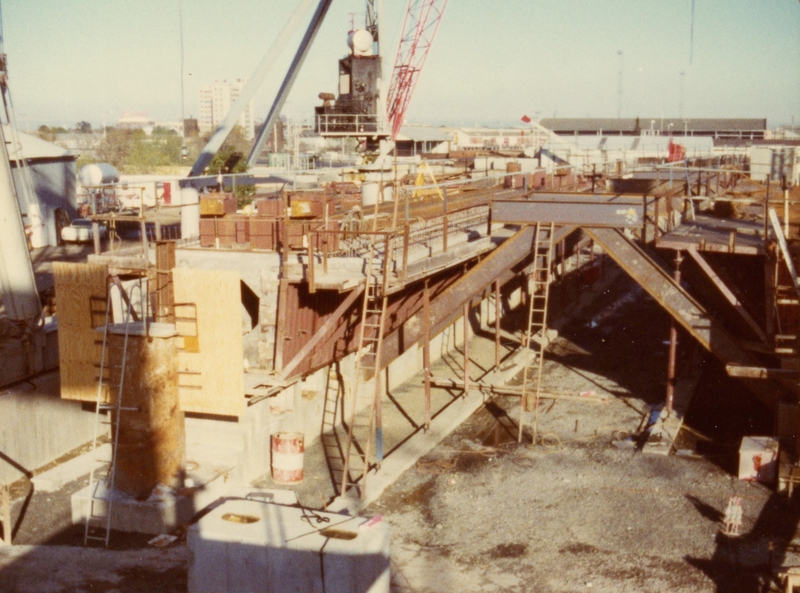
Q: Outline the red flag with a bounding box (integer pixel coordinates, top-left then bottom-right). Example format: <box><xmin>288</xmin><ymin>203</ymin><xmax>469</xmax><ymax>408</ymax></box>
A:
<box><xmin>521</xmin><ymin>115</ymin><xmax>531</xmax><ymax>123</ymax></box>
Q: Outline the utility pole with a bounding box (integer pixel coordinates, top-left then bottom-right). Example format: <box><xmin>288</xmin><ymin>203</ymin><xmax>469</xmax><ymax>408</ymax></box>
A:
<box><xmin>617</xmin><ymin>50</ymin><xmax>623</xmax><ymax>119</ymax></box>
<box><xmin>679</xmin><ymin>71</ymin><xmax>685</xmax><ymax>120</ymax></box>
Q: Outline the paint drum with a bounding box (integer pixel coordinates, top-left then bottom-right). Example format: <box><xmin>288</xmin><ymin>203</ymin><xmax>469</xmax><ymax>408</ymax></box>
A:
<box><xmin>271</xmin><ymin>432</ymin><xmax>305</xmax><ymax>484</ymax></box>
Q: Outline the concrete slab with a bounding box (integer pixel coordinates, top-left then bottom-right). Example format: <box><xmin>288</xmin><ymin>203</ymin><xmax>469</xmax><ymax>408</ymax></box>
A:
<box><xmin>188</xmin><ymin>499</ymin><xmax>390</xmax><ymax>593</ymax></box>
<box><xmin>31</xmin><ymin>443</ymin><xmax>111</xmax><ymax>493</ymax></box>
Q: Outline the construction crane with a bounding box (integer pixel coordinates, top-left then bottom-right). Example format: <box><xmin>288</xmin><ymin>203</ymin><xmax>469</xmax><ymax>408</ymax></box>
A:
<box><xmin>385</xmin><ymin>0</ymin><xmax>448</xmax><ymax>140</ymax></box>
<box><xmin>189</xmin><ymin>0</ymin><xmax>449</xmax><ymax>177</ymax></box>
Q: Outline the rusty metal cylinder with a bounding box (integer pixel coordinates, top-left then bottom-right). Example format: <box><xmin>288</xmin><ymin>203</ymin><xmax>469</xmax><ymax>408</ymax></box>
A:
<box><xmin>108</xmin><ymin>324</ymin><xmax>185</xmax><ymax>499</ymax></box>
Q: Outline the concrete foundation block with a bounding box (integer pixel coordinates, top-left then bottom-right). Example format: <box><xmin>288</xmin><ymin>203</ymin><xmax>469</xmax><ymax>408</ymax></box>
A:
<box><xmin>71</xmin><ymin>461</ymin><xmax>233</xmax><ymax>535</ymax></box>
<box><xmin>188</xmin><ymin>499</ymin><xmax>389</xmax><ymax>593</ymax></box>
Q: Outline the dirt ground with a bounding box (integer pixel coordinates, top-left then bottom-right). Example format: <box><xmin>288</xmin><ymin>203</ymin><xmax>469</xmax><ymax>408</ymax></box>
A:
<box><xmin>1</xmin><ymin>274</ymin><xmax>797</xmax><ymax>592</ymax></box>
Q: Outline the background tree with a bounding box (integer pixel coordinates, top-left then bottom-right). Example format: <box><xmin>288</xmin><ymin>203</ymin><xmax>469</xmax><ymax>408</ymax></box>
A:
<box><xmin>76</xmin><ymin>121</ymin><xmax>92</xmax><ymax>134</ymax></box>
<box><xmin>200</xmin><ymin>125</ymin><xmax>255</xmax><ymax>205</ymax></box>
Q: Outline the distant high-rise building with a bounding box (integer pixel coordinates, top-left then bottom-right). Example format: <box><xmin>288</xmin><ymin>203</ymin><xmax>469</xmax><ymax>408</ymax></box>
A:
<box><xmin>198</xmin><ymin>79</ymin><xmax>255</xmax><ymax>140</ymax></box>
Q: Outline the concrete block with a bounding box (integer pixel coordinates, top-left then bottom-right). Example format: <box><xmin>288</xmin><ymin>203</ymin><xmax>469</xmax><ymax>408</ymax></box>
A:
<box><xmin>31</xmin><ymin>443</ymin><xmax>111</xmax><ymax>493</ymax></box>
<box><xmin>188</xmin><ymin>499</ymin><xmax>389</xmax><ymax>593</ymax></box>
<box><xmin>71</xmin><ymin>460</ymin><xmax>233</xmax><ymax>534</ymax></box>
<box><xmin>739</xmin><ymin>436</ymin><xmax>779</xmax><ymax>483</ymax></box>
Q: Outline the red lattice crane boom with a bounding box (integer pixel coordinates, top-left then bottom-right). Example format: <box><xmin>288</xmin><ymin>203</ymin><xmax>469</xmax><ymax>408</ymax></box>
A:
<box><xmin>386</xmin><ymin>0</ymin><xmax>448</xmax><ymax>141</ymax></box>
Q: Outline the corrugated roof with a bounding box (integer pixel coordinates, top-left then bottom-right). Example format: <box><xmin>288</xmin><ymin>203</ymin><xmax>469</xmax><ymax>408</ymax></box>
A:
<box><xmin>540</xmin><ymin>118</ymin><xmax>766</xmax><ymax>134</ymax></box>
<box><xmin>4</xmin><ymin>125</ymin><xmax>73</xmax><ymax>161</ymax></box>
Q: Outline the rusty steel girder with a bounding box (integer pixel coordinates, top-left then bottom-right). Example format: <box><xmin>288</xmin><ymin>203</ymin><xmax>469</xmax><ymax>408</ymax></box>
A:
<box><xmin>492</xmin><ymin>195</ymin><xmax>644</xmax><ymax>228</ymax></box>
<box><xmin>379</xmin><ymin>225</ymin><xmax>576</xmax><ymax>369</ymax></box>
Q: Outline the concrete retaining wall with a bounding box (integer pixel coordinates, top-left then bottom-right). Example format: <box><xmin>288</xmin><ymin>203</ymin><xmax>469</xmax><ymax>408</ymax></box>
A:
<box><xmin>0</xmin><ymin>371</ymin><xmax>96</xmax><ymax>485</ymax></box>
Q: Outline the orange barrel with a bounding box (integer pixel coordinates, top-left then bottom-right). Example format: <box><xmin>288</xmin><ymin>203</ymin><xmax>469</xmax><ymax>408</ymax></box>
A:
<box><xmin>271</xmin><ymin>432</ymin><xmax>305</xmax><ymax>483</ymax></box>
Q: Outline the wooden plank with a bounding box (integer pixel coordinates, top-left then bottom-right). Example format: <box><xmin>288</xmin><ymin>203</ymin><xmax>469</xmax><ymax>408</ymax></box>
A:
<box><xmin>173</xmin><ymin>268</ymin><xmax>244</xmax><ymax>418</ymax></box>
<box><xmin>53</xmin><ymin>262</ymin><xmax>108</xmax><ymax>403</ymax></box>
<box><xmin>725</xmin><ymin>363</ymin><xmax>800</xmax><ymax>380</ymax></box>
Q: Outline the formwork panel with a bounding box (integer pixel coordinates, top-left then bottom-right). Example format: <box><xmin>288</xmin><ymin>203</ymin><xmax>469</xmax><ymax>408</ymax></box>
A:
<box><xmin>54</xmin><ymin>262</ymin><xmax>108</xmax><ymax>403</ymax></box>
<box><xmin>173</xmin><ymin>268</ymin><xmax>244</xmax><ymax>418</ymax></box>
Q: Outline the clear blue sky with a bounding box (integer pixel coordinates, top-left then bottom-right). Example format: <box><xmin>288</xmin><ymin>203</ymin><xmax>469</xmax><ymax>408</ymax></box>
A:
<box><xmin>2</xmin><ymin>0</ymin><xmax>798</xmax><ymax>130</ymax></box>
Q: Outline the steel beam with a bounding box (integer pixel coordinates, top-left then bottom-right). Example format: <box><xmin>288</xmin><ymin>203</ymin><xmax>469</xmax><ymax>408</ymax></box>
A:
<box><xmin>587</xmin><ymin>227</ymin><xmax>786</xmax><ymax>408</ymax></box>
<box><xmin>379</xmin><ymin>225</ymin><xmax>576</xmax><ymax>369</ymax></box>
<box><xmin>247</xmin><ymin>0</ymin><xmax>334</xmax><ymax>167</ymax></box>
<box><xmin>686</xmin><ymin>247</ymin><xmax>768</xmax><ymax>344</ymax></box>
<box><xmin>492</xmin><ymin>197</ymin><xmax>643</xmax><ymax>228</ymax></box>
<box><xmin>189</xmin><ymin>0</ymin><xmax>317</xmax><ymax>178</ymax></box>
<box><xmin>726</xmin><ymin>364</ymin><xmax>800</xmax><ymax>380</ymax></box>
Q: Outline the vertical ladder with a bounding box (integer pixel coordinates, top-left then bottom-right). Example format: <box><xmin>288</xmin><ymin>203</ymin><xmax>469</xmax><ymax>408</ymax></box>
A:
<box><xmin>340</xmin><ymin>239</ymin><xmax>389</xmax><ymax>499</ymax></box>
<box><xmin>320</xmin><ymin>362</ymin><xmax>347</xmax><ymax>491</ymax></box>
<box><xmin>518</xmin><ymin>222</ymin><xmax>555</xmax><ymax>444</ymax></box>
<box><xmin>83</xmin><ymin>283</ymin><xmax>141</xmax><ymax>546</ymax></box>
<box><xmin>769</xmin><ymin>208</ymin><xmax>800</xmax><ymax>357</ymax></box>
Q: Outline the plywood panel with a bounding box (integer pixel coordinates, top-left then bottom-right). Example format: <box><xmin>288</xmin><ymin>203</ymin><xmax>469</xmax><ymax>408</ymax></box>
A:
<box><xmin>53</xmin><ymin>262</ymin><xmax>108</xmax><ymax>402</ymax></box>
<box><xmin>173</xmin><ymin>268</ymin><xmax>244</xmax><ymax>418</ymax></box>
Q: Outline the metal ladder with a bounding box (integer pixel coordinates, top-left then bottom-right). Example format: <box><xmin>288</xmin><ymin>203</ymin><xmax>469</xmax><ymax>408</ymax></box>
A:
<box><xmin>320</xmin><ymin>362</ymin><xmax>347</xmax><ymax>491</ymax></box>
<box><xmin>769</xmin><ymin>208</ymin><xmax>800</xmax><ymax>357</ymax></box>
<box><xmin>340</xmin><ymin>239</ymin><xmax>389</xmax><ymax>499</ymax></box>
<box><xmin>84</xmin><ymin>283</ymin><xmax>142</xmax><ymax>546</ymax></box>
<box><xmin>518</xmin><ymin>222</ymin><xmax>555</xmax><ymax>443</ymax></box>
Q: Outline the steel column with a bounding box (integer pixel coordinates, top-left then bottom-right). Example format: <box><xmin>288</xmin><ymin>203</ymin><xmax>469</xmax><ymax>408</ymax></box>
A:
<box><xmin>463</xmin><ymin>302</ymin><xmax>470</xmax><ymax>394</ymax></box>
<box><xmin>1</xmin><ymin>484</ymin><xmax>10</xmax><ymax>545</ymax></box>
<box><xmin>666</xmin><ymin>251</ymin><xmax>682</xmax><ymax>414</ymax></box>
<box><xmin>423</xmin><ymin>279</ymin><xmax>432</xmax><ymax>428</ymax></box>
<box><xmin>494</xmin><ymin>279</ymin><xmax>501</xmax><ymax>369</ymax></box>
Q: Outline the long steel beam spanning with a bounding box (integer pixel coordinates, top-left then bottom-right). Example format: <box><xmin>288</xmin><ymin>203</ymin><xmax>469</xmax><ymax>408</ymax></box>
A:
<box><xmin>586</xmin><ymin>227</ymin><xmax>785</xmax><ymax>408</ymax></box>
<box><xmin>188</xmin><ymin>0</ymin><xmax>318</xmax><ymax>178</ymax></box>
<box><xmin>247</xmin><ymin>0</ymin><xmax>334</xmax><ymax>167</ymax></box>
<box><xmin>492</xmin><ymin>196</ymin><xmax>644</xmax><ymax>228</ymax></box>
<box><xmin>379</xmin><ymin>225</ymin><xmax>576</xmax><ymax>369</ymax></box>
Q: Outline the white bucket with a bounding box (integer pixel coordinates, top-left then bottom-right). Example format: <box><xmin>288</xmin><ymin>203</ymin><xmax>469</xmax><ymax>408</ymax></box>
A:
<box><xmin>271</xmin><ymin>432</ymin><xmax>304</xmax><ymax>484</ymax></box>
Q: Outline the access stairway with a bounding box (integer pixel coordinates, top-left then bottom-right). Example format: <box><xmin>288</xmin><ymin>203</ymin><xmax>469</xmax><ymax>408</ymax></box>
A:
<box><xmin>586</xmin><ymin>227</ymin><xmax>784</xmax><ymax>409</ymax></box>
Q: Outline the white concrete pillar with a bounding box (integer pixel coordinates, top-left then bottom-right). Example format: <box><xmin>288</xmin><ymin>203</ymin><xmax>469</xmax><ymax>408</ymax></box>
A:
<box><xmin>180</xmin><ymin>187</ymin><xmax>200</xmax><ymax>241</ymax></box>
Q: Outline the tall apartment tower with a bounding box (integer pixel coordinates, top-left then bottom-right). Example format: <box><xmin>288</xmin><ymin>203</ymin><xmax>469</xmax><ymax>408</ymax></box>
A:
<box><xmin>198</xmin><ymin>79</ymin><xmax>255</xmax><ymax>140</ymax></box>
